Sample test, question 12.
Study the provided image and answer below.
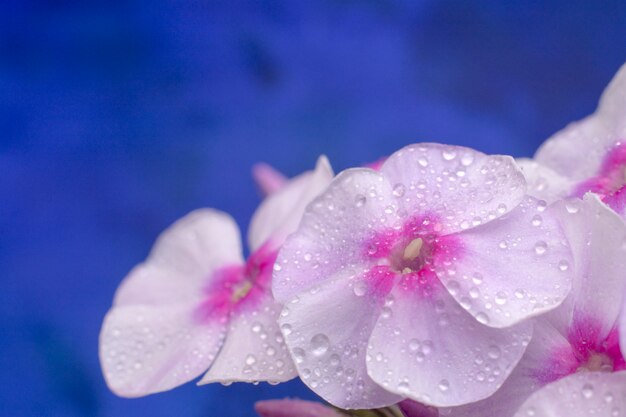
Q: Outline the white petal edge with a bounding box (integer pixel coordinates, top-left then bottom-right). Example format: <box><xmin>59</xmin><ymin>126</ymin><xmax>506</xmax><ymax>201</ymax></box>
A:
<box><xmin>248</xmin><ymin>155</ymin><xmax>334</xmax><ymax>252</ymax></box>
<box><xmin>439</xmin><ymin>196</ymin><xmax>573</xmax><ymax>328</ymax></box>
<box><xmin>513</xmin><ymin>371</ymin><xmax>626</xmax><ymax>417</ymax></box>
<box><xmin>100</xmin><ymin>304</ymin><xmax>226</xmax><ymax>397</ymax></box>
<box><xmin>278</xmin><ymin>270</ymin><xmax>402</xmax><ymax>409</ymax></box>
<box><xmin>380</xmin><ymin>143</ymin><xmax>527</xmax><ymax>234</ymax></box>
<box><xmin>367</xmin><ymin>282</ymin><xmax>533</xmax><ymax>407</ymax></box>
<box><xmin>114</xmin><ymin>208</ymin><xmax>244</xmax><ymax>306</ymax></box>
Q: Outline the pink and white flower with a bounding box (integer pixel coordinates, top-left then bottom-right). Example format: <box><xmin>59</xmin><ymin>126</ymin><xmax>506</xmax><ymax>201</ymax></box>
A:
<box><xmin>530</xmin><ymin>63</ymin><xmax>626</xmax><ymax>202</ymax></box>
<box><xmin>441</xmin><ymin>194</ymin><xmax>626</xmax><ymax>417</ymax></box>
<box><xmin>272</xmin><ymin>143</ymin><xmax>573</xmax><ymax>409</ymax></box>
<box><xmin>99</xmin><ymin>156</ymin><xmax>333</xmax><ymax>397</ymax></box>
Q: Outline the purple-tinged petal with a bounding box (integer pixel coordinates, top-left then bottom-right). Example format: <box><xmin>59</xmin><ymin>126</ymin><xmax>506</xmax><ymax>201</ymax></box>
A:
<box><xmin>255</xmin><ymin>399</ymin><xmax>344</xmax><ymax>417</ymax></box>
<box><xmin>380</xmin><ymin>143</ymin><xmax>526</xmax><ymax>234</ymax></box>
<box><xmin>248</xmin><ymin>156</ymin><xmax>334</xmax><ymax>252</ymax></box>
<box><xmin>278</xmin><ymin>271</ymin><xmax>401</xmax><ymax>409</ymax></box>
<box><xmin>604</xmin><ymin>184</ymin><xmax>626</xmax><ymax>217</ymax></box>
<box><xmin>398</xmin><ymin>400</ymin><xmax>438</xmax><ymax>417</ymax></box>
<box><xmin>198</xmin><ymin>294</ymin><xmax>297</xmax><ymax>384</ymax></box>
<box><xmin>551</xmin><ymin>194</ymin><xmax>626</xmax><ymax>340</ymax></box>
<box><xmin>99</xmin><ymin>304</ymin><xmax>227</xmax><ymax>397</ymax></box>
<box><xmin>441</xmin><ymin>320</ymin><xmax>572</xmax><ymax>417</ymax></box>
<box><xmin>99</xmin><ymin>209</ymin><xmax>244</xmax><ymax>397</ymax></box>
<box><xmin>437</xmin><ymin>196</ymin><xmax>573</xmax><ymax>328</ymax></box>
<box><xmin>516</xmin><ymin>158</ymin><xmax>573</xmax><ymax>203</ymax></box>
<box><xmin>535</xmin><ymin>64</ymin><xmax>626</xmax><ymax>188</ymax></box>
<box><xmin>272</xmin><ymin>168</ymin><xmax>398</xmax><ymax>304</ymax></box>
<box><xmin>366</xmin><ymin>281</ymin><xmax>532</xmax><ymax>407</ymax></box>
<box><xmin>513</xmin><ymin>371</ymin><xmax>626</xmax><ymax>417</ymax></box>
<box><xmin>253</xmin><ymin>162</ymin><xmax>288</xmax><ymax>196</ymax></box>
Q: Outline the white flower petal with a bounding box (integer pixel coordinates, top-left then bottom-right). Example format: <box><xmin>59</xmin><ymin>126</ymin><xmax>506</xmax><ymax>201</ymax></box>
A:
<box><xmin>380</xmin><ymin>143</ymin><xmax>526</xmax><ymax>233</ymax></box>
<box><xmin>198</xmin><ymin>295</ymin><xmax>297</xmax><ymax>384</ymax></box>
<box><xmin>366</xmin><ymin>282</ymin><xmax>532</xmax><ymax>407</ymax></box>
<box><xmin>99</xmin><ymin>304</ymin><xmax>227</xmax><ymax>397</ymax></box>
<box><xmin>278</xmin><ymin>272</ymin><xmax>401</xmax><ymax>409</ymax></box>
<box><xmin>438</xmin><ymin>196</ymin><xmax>573</xmax><ymax>328</ymax></box>
<box><xmin>551</xmin><ymin>194</ymin><xmax>626</xmax><ymax>339</ymax></box>
<box><xmin>115</xmin><ymin>209</ymin><xmax>244</xmax><ymax>307</ymax></box>
<box><xmin>516</xmin><ymin>158</ymin><xmax>573</xmax><ymax>203</ymax></box>
<box><xmin>272</xmin><ymin>168</ymin><xmax>398</xmax><ymax>304</ymax></box>
<box><xmin>248</xmin><ymin>155</ymin><xmax>334</xmax><ymax>252</ymax></box>
<box><xmin>535</xmin><ymin>64</ymin><xmax>626</xmax><ymax>184</ymax></box>
<box><xmin>513</xmin><ymin>371</ymin><xmax>626</xmax><ymax>417</ymax></box>
<box><xmin>442</xmin><ymin>320</ymin><xmax>574</xmax><ymax>417</ymax></box>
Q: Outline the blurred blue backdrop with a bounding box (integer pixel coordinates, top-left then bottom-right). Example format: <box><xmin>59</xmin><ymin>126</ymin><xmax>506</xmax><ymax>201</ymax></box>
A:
<box><xmin>2</xmin><ymin>0</ymin><xmax>626</xmax><ymax>416</ymax></box>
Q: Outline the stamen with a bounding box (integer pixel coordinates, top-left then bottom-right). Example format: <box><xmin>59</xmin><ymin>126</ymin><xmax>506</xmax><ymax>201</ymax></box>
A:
<box><xmin>577</xmin><ymin>353</ymin><xmax>614</xmax><ymax>373</ymax></box>
<box><xmin>231</xmin><ymin>280</ymin><xmax>253</xmax><ymax>302</ymax></box>
<box><xmin>403</xmin><ymin>238</ymin><xmax>423</xmax><ymax>261</ymax></box>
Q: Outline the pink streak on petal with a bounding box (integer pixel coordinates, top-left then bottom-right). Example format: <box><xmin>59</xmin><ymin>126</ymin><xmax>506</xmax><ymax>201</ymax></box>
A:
<box><xmin>255</xmin><ymin>399</ymin><xmax>344</xmax><ymax>417</ymax></box>
<box><xmin>361</xmin><ymin>265</ymin><xmax>396</xmax><ymax>298</ymax></box>
<box><xmin>535</xmin><ymin>315</ymin><xmax>626</xmax><ymax>383</ymax></box>
<box><xmin>194</xmin><ymin>241</ymin><xmax>279</xmax><ymax>324</ymax></box>
<box><xmin>572</xmin><ymin>141</ymin><xmax>626</xmax><ymax>198</ymax></box>
<box><xmin>253</xmin><ymin>163</ymin><xmax>288</xmax><ymax>196</ymax></box>
<box><xmin>194</xmin><ymin>264</ymin><xmax>243</xmax><ymax>323</ymax></box>
<box><xmin>531</xmin><ymin>345</ymin><xmax>578</xmax><ymax>384</ymax></box>
<box><xmin>601</xmin><ymin>327</ymin><xmax>626</xmax><ymax>371</ymax></box>
<box><xmin>604</xmin><ymin>184</ymin><xmax>626</xmax><ymax>215</ymax></box>
<box><xmin>364</xmin><ymin>157</ymin><xmax>387</xmax><ymax>171</ymax></box>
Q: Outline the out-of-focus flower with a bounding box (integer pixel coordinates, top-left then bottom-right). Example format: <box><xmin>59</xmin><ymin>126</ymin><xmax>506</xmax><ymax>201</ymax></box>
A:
<box><xmin>99</xmin><ymin>157</ymin><xmax>333</xmax><ymax>397</ymax></box>
<box><xmin>528</xmin><ymin>64</ymin><xmax>626</xmax><ymax>202</ymax></box>
<box><xmin>273</xmin><ymin>143</ymin><xmax>573</xmax><ymax>408</ymax></box>
<box><xmin>441</xmin><ymin>194</ymin><xmax>626</xmax><ymax>417</ymax></box>
<box><xmin>253</xmin><ymin>162</ymin><xmax>289</xmax><ymax>196</ymax></box>
<box><xmin>255</xmin><ymin>399</ymin><xmax>345</xmax><ymax>417</ymax></box>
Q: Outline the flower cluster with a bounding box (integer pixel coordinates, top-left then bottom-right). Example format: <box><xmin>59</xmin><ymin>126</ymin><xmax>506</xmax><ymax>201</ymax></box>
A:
<box><xmin>100</xmin><ymin>64</ymin><xmax>626</xmax><ymax>417</ymax></box>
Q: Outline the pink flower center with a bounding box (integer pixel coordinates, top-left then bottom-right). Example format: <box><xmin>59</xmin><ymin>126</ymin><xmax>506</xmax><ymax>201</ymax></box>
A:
<box><xmin>535</xmin><ymin>316</ymin><xmax>626</xmax><ymax>384</ymax></box>
<box><xmin>194</xmin><ymin>242</ymin><xmax>278</xmax><ymax>323</ymax></box>
<box><xmin>361</xmin><ymin>215</ymin><xmax>462</xmax><ymax>298</ymax></box>
<box><xmin>573</xmin><ymin>141</ymin><xmax>626</xmax><ymax>198</ymax></box>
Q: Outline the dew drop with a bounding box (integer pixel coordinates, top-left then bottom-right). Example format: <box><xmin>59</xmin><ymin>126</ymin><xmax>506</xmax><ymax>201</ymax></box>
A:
<box><xmin>438</xmin><ymin>379</ymin><xmax>450</xmax><ymax>392</ymax></box>
<box><xmin>280</xmin><ymin>323</ymin><xmax>292</xmax><ymax>336</ymax></box>
<box><xmin>495</xmin><ymin>291</ymin><xmax>508</xmax><ymax>305</ymax></box>
<box><xmin>582</xmin><ymin>383</ymin><xmax>594</xmax><ymax>399</ymax></box>
<box><xmin>476</xmin><ymin>312</ymin><xmax>490</xmax><ymax>324</ymax></box>
<box><xmin>355</xmin><ymin>194</ymin><xmax>366</xmax><ymax>208</ymax></box>
<box><xmin>534</xmin><ymin>241</ymin><xmax>548</xmax><ymax>256</ymax></box>
<box><xmin>393</xmin><ymin>183</ymin><xmax>406</xmax><ymax>197</ymax></box>
<box><xmin>310</xmin><ymin>334</ymin><xmax>330</xmax><ymax>356</ymax></box>
<box><xmin>487</xmin><ymin>345</ymin><xmax>501</xmax><ymax>359</ymax></box>
<box><xmin>559</xmin><ymin>260</ymin><xmax>569</xmax><ymax>271</ymax></box>
<box><xmin>442</xmin><ymin>149</ymin><xmax>457</xmax><ymax>161</ymax></box>
<box><xmin>353</xmin><ymin>282</ymin><xmax>367</xmax><ymax>297</ymax></box>
<box><xmin>292</xmin><ymin>348</ymin><xmax>306</xmax><ymax>364</ymax></box>
<box><xmin>245</xmin><ymin>354</ymin><xmax>257</xmax><ymax>365</ymax></box>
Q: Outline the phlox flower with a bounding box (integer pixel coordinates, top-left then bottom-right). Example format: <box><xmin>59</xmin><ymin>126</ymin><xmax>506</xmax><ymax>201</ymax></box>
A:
<box><xmin>521</xmin><ymin>63</ymin><xmax>626</xmax><ymax>204</ymax></box>
<box><xmin>272</xmin><ymin>143</ymin><xmax>573</xmax><ymax>409</ymax></box>
<box><xmin>440</xmin><ymin>194</ymin><xmax>626</xmax><ymax>417</ymax></box>
<box><xmin>99</xmin><ymin>157</ymin><xmax>333</xmax><ymax>396</ymax></box>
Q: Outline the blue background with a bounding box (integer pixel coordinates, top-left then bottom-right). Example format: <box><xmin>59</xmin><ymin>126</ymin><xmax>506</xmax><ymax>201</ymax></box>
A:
<box><xmin>2</xmin><ymin>1</ymin><xmax>626</xmax><ymax>416</ymax></box>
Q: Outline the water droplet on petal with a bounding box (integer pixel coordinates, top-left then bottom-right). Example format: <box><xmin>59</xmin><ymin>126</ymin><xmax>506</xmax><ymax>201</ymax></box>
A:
<box><xmin>534</xmin><ymin>241</ymin><xmax>548</xmax><ymax>256</ymax></box>
<box><xmin>438</xmin><ymin>379</ymin><xmax>450</xmax><ymax>392</ymax></box>
<box><xmin>310</xmin><ymin>334</ymin><xmax>330</xmax><ymax>356</ymax></box>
